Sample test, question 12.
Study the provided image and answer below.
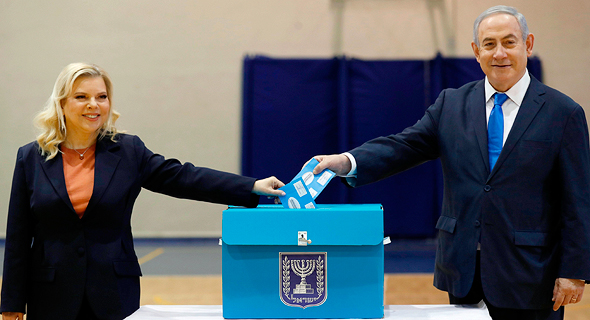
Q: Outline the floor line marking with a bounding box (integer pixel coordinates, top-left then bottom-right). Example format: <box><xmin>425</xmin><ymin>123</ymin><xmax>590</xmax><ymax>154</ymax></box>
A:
<box><xmin>153</xmin><ymin>295</ymin><xmax>174</xmax><ymax>305</ymax></box>
<box><xmin>138</xmin><ymin>248</ymin><xmax>165</xmax><ymax>265</ymax></box>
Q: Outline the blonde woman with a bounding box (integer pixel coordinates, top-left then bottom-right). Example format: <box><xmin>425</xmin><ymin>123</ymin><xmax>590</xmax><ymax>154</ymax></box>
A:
<box><xmin>1</xmin><ymin>63</ymin><xmax>285</xmax><ymax>320</ymax></box>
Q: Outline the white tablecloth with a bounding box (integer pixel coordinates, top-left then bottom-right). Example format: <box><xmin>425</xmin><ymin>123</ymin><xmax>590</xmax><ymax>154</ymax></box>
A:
<box><xmin>125</xmin><ymin>304</ymin><xmax>492</xmax><ymax>319</ymax></box>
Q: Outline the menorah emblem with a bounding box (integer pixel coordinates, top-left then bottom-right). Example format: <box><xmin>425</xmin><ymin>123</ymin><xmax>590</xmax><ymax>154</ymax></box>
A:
<box><xmin>292</xmin><ymin>259</ymin><xmax>315</xmax><ymax>294</ymax></box>
<box><xmin>280</xmin><ymin>252</ymin><xmax>327</xmax><ymax>309</ymax></box>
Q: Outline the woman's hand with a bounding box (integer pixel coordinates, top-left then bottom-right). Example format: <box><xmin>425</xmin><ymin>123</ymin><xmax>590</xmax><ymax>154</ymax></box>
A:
<box><xmin>2</xmin><ymin>312</ymin><xmax>25</xmax><ymax>320</ymax></box>
<box><xmin>252</xmin><ymin>176</ymin><xmax>286</xmax><ymax>197</ymax></box>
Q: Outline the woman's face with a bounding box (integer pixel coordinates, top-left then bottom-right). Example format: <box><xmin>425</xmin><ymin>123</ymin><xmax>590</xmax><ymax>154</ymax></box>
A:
<box><xmin>62</xmin><ymin>76</ymin><xmax>110</xmax><ymax>141</ymax></box>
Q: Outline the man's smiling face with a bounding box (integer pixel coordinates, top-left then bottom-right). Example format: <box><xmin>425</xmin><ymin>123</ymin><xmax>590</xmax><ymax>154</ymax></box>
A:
<box><xmin>471</xmin><ymin>13</ymin><xmax>534</xmax><ymax>92</ymax></box>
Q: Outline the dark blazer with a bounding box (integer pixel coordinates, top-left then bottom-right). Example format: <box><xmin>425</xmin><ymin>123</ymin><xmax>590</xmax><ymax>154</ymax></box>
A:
<box><xmin>348</xmin><ymin>75</ymin><xmax>590</xmax><ymax>309</ymax></box>
<box><xmin>1</xmin><ymin>134</ymin><xmax>259</xmax><ymax>320</ymax></box>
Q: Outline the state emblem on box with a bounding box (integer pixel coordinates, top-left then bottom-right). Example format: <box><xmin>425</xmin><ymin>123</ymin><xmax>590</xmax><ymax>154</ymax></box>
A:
<box><xmin>280</xmin><ymin>252</ymin><xmax>327</xmax><ymax>308</ymax></box>
<box><xmin>221</xmin><ymin>204</ymin><xmax>384</xmax><ymax>319</ymax></box>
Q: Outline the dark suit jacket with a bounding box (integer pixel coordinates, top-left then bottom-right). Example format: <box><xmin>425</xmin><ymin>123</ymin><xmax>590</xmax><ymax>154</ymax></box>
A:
<box><xmin>348</xmin><ymin>75</ymin><xmax>590</xmax><ymax>309</ymax></box>
<box><xmin>1</xmin><ymin>134</ymin><xmax>259</xmax><ymax>320</ymax></box>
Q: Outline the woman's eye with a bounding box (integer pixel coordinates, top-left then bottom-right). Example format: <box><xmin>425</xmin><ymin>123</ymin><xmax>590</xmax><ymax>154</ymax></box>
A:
<box><xmin>75</xmin><ymin>95</ymin><xmax>86</xmax><ymax>100</ymax></box>
<box><xmin>99</xmin><ymin>95</ymin><xmax>108</xmax><ymax>100</ymax></box>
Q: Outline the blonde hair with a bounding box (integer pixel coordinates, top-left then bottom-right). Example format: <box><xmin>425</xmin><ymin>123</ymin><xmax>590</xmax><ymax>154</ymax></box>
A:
<box><xmin>35</xmin><ymin>63</ymin><xmax>122</xmax><ymax>159</ymax></box>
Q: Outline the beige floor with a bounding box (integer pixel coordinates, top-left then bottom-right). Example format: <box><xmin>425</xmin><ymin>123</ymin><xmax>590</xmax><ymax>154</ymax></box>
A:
<box><xmin>140</xmin><ymin>274</ymin><xmax>590</xmax><ymax>320</ymax></box>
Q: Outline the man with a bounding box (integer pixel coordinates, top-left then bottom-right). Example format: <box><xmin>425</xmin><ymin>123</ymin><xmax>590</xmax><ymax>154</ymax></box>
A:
<box><xmin>309</xmin><ymin>5</ymin><xmax>589</xmax><ymax>320</ymax></box>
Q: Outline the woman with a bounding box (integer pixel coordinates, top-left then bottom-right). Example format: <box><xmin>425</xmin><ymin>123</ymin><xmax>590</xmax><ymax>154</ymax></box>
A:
<box><xmin>0</xmin><ymin>63</ymin><xmax>285</xmax><ymax>320</ymax></box>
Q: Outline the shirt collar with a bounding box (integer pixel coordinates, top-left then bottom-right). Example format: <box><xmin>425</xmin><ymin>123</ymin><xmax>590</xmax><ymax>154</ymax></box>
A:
<box><xmin>484</xmin><ymin>70</ymin><xmax>531</xmax><ymax>106</ymax></box>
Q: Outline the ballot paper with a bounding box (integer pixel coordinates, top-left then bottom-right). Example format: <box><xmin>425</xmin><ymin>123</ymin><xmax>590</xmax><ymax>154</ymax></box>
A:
<box><xmin>290</xmin><ymin>158</ymin><xmax>336</xmax><ymax>199</ymax></box>
<box><xmin>278</xmin><ymin>178</ymin><xmax>317</xmax><ymax>209</ymax></box>
<box><xmin>278</xmin><ymin>158</ymin><xmax>336</xmax><ymax>209</ymax></box>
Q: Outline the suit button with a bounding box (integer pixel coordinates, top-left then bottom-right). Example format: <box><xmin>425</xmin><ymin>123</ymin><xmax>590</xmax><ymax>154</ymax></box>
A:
<box><xmin>484</xmin><ymin>185</ymin><xmax>491</xmax><ymax>192</ymax></box>
<box><xmin>78</xmin><ymin>247</ymin><xmax>85</xmax><ymax>256</ymax></box>
<box><xmin>474</xmin><ymin>220</ymin><xmax>481</xmax><ymax>227</ymax></box>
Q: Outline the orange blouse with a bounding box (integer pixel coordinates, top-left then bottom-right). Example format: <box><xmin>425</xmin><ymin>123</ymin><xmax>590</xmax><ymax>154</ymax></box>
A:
<box><xmin>61</xmin><ymin>145</ymin><xmax>96</xmax><ymax>218</ymax></box>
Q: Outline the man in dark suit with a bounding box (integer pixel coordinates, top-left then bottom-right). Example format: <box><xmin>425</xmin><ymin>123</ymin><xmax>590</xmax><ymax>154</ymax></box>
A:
<box><xmin>309</xmin><ymin>5</ymin><xmax>589</xmax><ymax>320</ymax></box>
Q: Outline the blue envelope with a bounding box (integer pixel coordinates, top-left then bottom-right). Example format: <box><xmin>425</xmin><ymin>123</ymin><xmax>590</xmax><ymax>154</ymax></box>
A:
<box><xmin>278</xmin><ymin>178</ymin><xmax>317</xmax><ymax>209</ymax></box>
<box><xmin>290</xmin><ymin>158</ymin><xmax>335</xmax><ymax>199</ymax></box>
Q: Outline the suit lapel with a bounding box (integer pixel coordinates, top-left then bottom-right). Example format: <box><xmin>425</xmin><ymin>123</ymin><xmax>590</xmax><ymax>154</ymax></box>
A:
<box><xmin>40</xmin><ymin>152</ymin><xmax>76</xmax><ymax>213</ymax></box>
<box><xmin>86</xmin><ymin>138</ymin><xmax>121</xmax><ymax>212</ymax></box>
<box><xmin>467</xmin><ymin>80</ymin><xmax>490</xmax><ymax>173</ymax></box>
<box><xmin>40</xmin><ymin>138</ymin><xmax>122</xmax><ymax>217</ymax></box>
<box><xmin>488</xmin><ymin>76</ymin><xmax>546</xmax><ymax>180</ymax></box>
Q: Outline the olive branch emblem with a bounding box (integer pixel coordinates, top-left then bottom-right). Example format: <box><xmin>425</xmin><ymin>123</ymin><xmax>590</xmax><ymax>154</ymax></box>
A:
<box><xmin>316</xmin><ymin>256</ymin><xmax>324</xmax><ymax>296</ymax></box>
<box><xmin>282</xmin><ymin>256</ymin><xmax>291</xmax><ymax>297</ymax></box>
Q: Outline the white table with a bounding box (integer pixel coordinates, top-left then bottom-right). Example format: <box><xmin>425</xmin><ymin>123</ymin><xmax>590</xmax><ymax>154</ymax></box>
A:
<box><xmin>125</xmin><ymin>304</ymin><xmax>492</xmax><ymax>319</ymax></box>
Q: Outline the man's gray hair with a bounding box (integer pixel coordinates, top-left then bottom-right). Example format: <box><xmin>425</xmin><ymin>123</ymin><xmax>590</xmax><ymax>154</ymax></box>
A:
<box><xmin>473</xmin><ymin>5</ymin><xmax>529</xmax><ymax>47</ymax></box>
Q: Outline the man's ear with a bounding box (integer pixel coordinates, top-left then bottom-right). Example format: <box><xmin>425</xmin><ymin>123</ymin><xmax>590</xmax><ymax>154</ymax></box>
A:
<box><xmin>525</xmin><ymin>33</ymin><xmax>535</xmax><ymax>57</ymax></box>
<box><xmin>471</xmin><ymin>42</ymin><xmax>481</xmax><ymax>63</ymax></box>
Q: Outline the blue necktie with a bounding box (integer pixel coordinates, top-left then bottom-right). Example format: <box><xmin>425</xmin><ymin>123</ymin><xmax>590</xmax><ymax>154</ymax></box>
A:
<box><xmin>488</xmin><ymin>93</ymin><xmax>508</xmax><ymax>171</ymax></box>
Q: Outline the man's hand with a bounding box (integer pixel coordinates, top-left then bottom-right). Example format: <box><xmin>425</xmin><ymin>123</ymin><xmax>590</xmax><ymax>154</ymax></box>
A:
<box><xmin>307</xmin><ymin>154</ymin><xmax>352</xmax><ymax>176</ymax></box>
<box><xmin>252</xmin><ymin>176</ymin><xmax>286</xmax><ymax>197</ymax></box>
<box><xmin>2</xmin><ymin>312</ymin><xmax>25</xmax><ymax>320</ymax></box>
<box><xmin>552</xmin><ymin>278</ymin><xmax>585</xmax><ymax>311</ymax></box>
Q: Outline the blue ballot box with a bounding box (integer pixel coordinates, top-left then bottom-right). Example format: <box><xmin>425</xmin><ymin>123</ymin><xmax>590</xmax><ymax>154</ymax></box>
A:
<box><xmin>221</xmin><ymin>204</ymin><xmax>384</xmax><ymax>319</ymax></box>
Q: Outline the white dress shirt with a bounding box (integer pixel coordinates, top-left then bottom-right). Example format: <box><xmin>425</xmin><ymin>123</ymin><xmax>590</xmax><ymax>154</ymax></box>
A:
<box><xmin>485</xmin><ymin>70</ymin><xmax>530</xmax><ymax>146</ymax></box>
